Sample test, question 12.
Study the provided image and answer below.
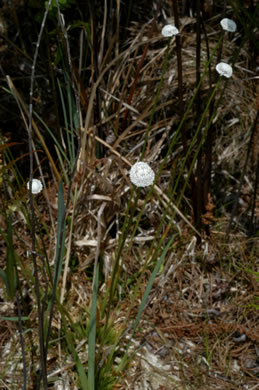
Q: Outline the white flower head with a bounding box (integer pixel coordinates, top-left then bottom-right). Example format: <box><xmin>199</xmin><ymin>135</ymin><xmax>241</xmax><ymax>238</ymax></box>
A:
<box><xmin>27</xmin><ymin>178</ymin><xmax>43</xmax><ymax>194</ymax></box>
<box><xmin>220</xmin><ymin>18</ymin><xmax>237</xmax><ymax>32</ymax></box>
<box><xmin>161</xmin><ymin>24</ymin><xmax>179</xmax><ymax>37</ymax></box>
<box><xmin>129</xmin><ymin>162</ymin><xmax>155</xmax><ymax>188</ymax></box>
<box><xmin>216</xmin><ymin>62</ymin><xmax>233</xmax><ymax>78</ymax></box>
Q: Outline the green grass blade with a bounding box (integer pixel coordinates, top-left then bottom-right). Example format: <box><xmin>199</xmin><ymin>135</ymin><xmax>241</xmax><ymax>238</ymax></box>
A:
<box><xmin>33</xmin><ymin>111</ymin><xmax>69</xmax><ymax>165</ymax></box>
<box><xmin>118</xmin><ymin>236</ymin><xmax>175</xmax><ymax>371</ymax></box>
<box><xmin>57</xmin><ymin>78</ymin><xmax>69</xmax><ymax>131</ymax></box>
<box><xmin>131</xmin><ymin>236</ymin><xmax>174</xmax><ymax>336</ymax></box>
<box><xmin>66</xmin><ymin>72</ymin><xmax>76</xmax><ymax>163</ymax></box>
<box><xmin>6</xmin><ymin>214</ymin><xmax>18</xmax><ymax>299</ymax></box>
<box><xmin>66</xmin><ymin>332</ymin><xmax>89</xmax><ymax>390</ymax></box>
<box><xmin>57</xmin><ymin>77</ymin><xmax>74</xmax><ymax>164</ymax></box>
<box><xmin>0</xmin><ymin>316</ymin><xmax>29</xmax><ymax>321</ymax></box>
<box><xmin>54</xmin><ymin>181</ymin><xmax>66</xmax><ymax>283</ymax></box>
<box><xmin>88</xmin><ymin>263</ymin><xmax>99</xmax><ymax>390</ymax></box>
<box><xmin>0</xmin><ymin>269</ymin><xmax>8</xmax><ymax>291</ymax></box>
<box><xmin>54</xmin><ymin>145</ymin><xmax>69</xmax><ymax>185</ymax></box>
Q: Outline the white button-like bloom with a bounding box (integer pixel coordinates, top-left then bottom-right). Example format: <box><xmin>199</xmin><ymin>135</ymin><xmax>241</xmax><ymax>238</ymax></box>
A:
<box><xmin>129</xmin><ymin>162</ymin><xmax>155</xmax><ymax>188</ymax></box>
<box><xmin>216</xmin><ymin>62</ymin><xmax>233</xmax><ymax>78</ymax></box>
<box><xmin>220</xmin><ymin>18</ymin><xmax>237</xmax><ymax>32</ymax></box>
<box><xmin>161</xmin><ymin>24</ymin><xmax>179</xmax><ymax>37</ymax></box>
<box><xmin>27</xmin><ymin>178</ymin><xmax>43</xmax><ymax>194</ymax></box>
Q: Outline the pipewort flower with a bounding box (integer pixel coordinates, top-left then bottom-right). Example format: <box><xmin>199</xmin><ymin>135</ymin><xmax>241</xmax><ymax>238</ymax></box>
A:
<box><xmin>161</xmin><ymin>24</ymin><xmax>179</xmax><ymax>37</ymax></box>
<box><xmin>129</xmin><ymin>162</ymin><xmax>155</xmax><ymax>188</ymax></box>
<box><xmin>220</xmin><ymin>18</ymin><xmax>237</xmax><ymax>33</ymax></box>
<box><xmin>216</xmin><ymin>62</ymin><xmax>233</xmax><ymax>78</ymax></box>
<box><xmin>27</xmin><ymin>178</ymin><xmax>43</xmax><ymax>194</ymax></box>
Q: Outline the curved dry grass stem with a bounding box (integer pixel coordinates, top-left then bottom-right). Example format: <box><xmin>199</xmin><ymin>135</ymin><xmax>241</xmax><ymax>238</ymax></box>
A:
<box><xmin>6</xmin><ymin>76</ymin><xmax>61</xmax><ymax>183</ymax></box>
<box><xmin>85</xmin><ymin>129</ymin><xmax>200</xmax><ymax>236</ymax></box>
<box><xmin>79</xmin><ymin>21</ymin><xmax>159</xmax><ymax>171</ymax></box>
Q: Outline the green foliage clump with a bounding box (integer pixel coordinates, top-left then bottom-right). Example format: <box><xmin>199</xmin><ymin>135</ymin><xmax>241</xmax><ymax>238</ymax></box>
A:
<box><xmin>45</xmin><ymin>0</ymin><xmax>76</xmax><ymax>12</ymax></box>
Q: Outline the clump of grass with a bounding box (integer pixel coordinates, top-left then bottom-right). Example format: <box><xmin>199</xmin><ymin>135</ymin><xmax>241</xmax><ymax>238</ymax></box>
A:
<box><xmin>0</xmin><ymin>1</ymin><xmax>258</xmax><ymax>389</ymax></box>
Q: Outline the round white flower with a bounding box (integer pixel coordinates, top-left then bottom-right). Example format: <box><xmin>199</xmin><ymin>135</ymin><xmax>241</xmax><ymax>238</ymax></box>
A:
<box><xmin>216</xmin><ymin>62</ymin><xmax>233</xmax><ymax>78</ymax></box>
<box><xmin>105</xmin><ymin>132</ymin><xmax>116</xmax><ymax>145</ymax></box>
<box><xmin>220</xmin><ymin>18</ymin><xmax>237</xmax><ymax>32</ymax></box>
<box><xmin>27</xmin><ymin>178</ymin><xmax>43</xmax><ymax>194</ymax></box>
<box><xmin>129</xmin><ymin>162</ymin><xmax>155</xmax><ymax>188</ymax></box>
<box><xmin>161</xmin><ymin>24</ymin><xmax>179</xmax><ymax>37</ymax></box>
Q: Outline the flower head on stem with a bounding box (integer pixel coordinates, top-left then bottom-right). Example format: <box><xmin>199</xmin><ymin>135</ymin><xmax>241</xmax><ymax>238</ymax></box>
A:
<box><xmin>161</xmin><ymin>24</ymin><xmax>179</xmax><ymax>37</ymax></box>
<box><xmin>216</xmin><ymin>62</ymin><xmax>233</xmax><ymax>78</ymax></box>
<box><xmin>220</xmin><ymin>18</ymin><xmax>237</xmax><ymax>33</ymax></box>
<box><xmin>129</xmin><ymin>162</ymin><xmax>155</xmax><ymax>188</ymax></box>
<box><xmin>27</xmin><ymin>178</ymin><xmax>43</xmax><ymax>194</ymax></box>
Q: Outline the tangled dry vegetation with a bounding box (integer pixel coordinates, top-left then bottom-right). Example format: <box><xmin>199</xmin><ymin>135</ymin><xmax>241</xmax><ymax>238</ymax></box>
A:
<box><xmin>0</xmin><ymin>1</ymin><xmax>258</xmax><ymax>389</ymax></box>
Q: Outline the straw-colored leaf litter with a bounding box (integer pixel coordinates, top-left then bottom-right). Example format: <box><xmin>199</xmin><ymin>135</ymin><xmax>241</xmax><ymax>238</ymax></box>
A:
<box><xmin>0</xmin><ymin>2</ymin><xmax>258</xmax><ymax>390</ymax></box>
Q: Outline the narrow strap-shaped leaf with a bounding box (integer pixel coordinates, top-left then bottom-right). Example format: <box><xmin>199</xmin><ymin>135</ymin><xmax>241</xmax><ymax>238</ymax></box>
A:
<box><xmin>0</xmin><ymin>316</ymin><xmax>29</xmax><ymax>321</ymax></box>
<box><xmin>132</xmin><ymin>236</ymin><xmax>174</xmax><ymax>338</ymax></box>
<box><xmin>118</xmin><ymin>236</ymin><xmax>175</xmax><ymax>371</ymax></box>
<box><xmin>0</xmin><ymin>269</ymin><xmax>8</xmax><ymax>291</ymax></box>
<box><xmin>66</xmin><ymin>332</ymin><xmax>88</xmax><ymax>390</ymax></box>
<box><xmin>6</xmin><ymin>214</ymin><xmax>17</xmax><ymax>299</ymax></box>
<box><xmin>88</xmin><ymin>263</ymin><xmax>99</xmax><ymax>390</ymax></box>
<box><xmin>54</xmin><ymin>180</ymin><xmax>66</xmax><ymax>283</ymax></box>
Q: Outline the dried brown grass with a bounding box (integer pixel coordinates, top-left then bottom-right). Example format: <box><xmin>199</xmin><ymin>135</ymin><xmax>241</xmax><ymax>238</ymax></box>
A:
<box><xmin>0</xmin><ymin>2</ymin><xmax>258</xmax><ymax>390</ymax></box>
